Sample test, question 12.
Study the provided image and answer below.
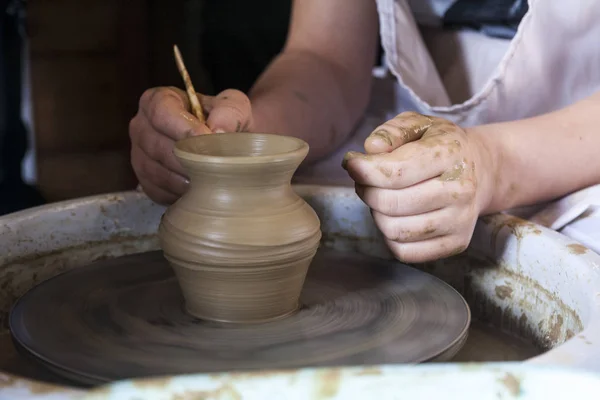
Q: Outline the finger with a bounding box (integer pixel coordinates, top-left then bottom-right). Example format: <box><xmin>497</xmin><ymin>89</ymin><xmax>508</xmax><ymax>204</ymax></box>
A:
<box><xmin>206</xmin><ymin>89</ymin><xmax>253</xmax><ymax>133</ymax></box>
<box><xmin>343</xmin><ymin>143</ymin><xmax>458</xmax><ymax>189</ymax></box>
<box><xmin>355</xmin><ymin>178</ymin><xmax>475</xmax><ymax>216</ymax></box>
<box><xmin>198</xmin><ymin>93</ymin><xmax>215</xmax><ymax>114</ymax></box>
<box><xmin>131</xmin><ymin>145</ymin><xmax>189</xmax><ymax>196</ymax></box>
<box><xmin>137</xmin><ymin>175</ymin><xmax>180</xmax><ymax>206</ymax></box>
<box><xmin>131</xmin><ymin>116</ymin><xmax>188</xmax><ymax>176</ymax></box>
<box><xmin>140</xmin><ymin>87</ymin><xmax>211</xmax><ymax>141</ymax></box>
<box><xmin>384</xmin><ymin>236</ymin><xmax>469</xmax><ymax>264</ymax></box>
<box><xmin>371</xmin><ymin>209</ymin><xmax>452</xmax><ymax>243</ymax></box>
<box><xmin>364</xmin><ymin>111</ymin><xmax>434</xmax><ymax>154</ymax></box>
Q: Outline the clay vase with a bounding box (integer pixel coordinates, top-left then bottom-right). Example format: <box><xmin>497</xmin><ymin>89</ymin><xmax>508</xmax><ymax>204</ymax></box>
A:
<box><xmin>158</xmin><ymin>132</ymin><xmax>322</xmax><ymax>323</ymax></box>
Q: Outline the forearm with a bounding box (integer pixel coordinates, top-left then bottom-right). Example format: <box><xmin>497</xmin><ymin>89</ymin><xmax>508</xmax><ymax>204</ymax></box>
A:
<box><xmin>249</xmin><ymin>49</ymin><xmax>371</xmax><ymax>162</ymax></box>
<box><xmin>473</xmin><ymin>90</ymin><xmax>600</xmax><ymax>214</ymax></box>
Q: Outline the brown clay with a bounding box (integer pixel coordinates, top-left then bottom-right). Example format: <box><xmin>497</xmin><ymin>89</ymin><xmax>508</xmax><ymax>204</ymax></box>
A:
<box><xmin>158</xmin><ymin>133</ymin><xmax>322</xmax><ymax>323</ymax></box>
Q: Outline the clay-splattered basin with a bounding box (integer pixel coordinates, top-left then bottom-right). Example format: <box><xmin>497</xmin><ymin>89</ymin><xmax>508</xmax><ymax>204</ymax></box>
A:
<box><xmin>80</xmin><ymin>363</ymin><xmax>600</xmax><ymax>399</ymax></box>
<box><xmin>1</xmin><ymin>185</ymin><xmax>600</xmax><ymax>399</ymax></box>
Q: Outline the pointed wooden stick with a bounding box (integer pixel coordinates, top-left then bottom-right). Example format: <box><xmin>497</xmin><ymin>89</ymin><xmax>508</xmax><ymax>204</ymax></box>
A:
<box><xmin>173</xmin><ymin>44</ymin><xmax>205</xmax><ymax>124</ymax></box>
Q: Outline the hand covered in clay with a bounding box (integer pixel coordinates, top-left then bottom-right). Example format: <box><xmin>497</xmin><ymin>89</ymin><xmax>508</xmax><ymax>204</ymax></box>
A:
<box><xmin>129</xmin><ymin>86</ymin><xmax>254</xmax><ymax>204</ymax></box>
<box><xmin>342</xmin><ymin>112</ymin><xmax>492</xmax><ymax>263</ymax></box>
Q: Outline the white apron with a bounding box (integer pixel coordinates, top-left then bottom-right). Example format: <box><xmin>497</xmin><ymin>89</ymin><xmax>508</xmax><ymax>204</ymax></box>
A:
<box><xmin>294</xmin><ymin>0</ymin><xmax>600</xmax><ymax>253</ymax></box>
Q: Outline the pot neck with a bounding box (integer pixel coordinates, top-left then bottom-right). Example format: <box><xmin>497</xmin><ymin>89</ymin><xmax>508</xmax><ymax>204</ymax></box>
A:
<box><xmin>184</xmin><ymin>159</ymin><xmax>301</xmax><ymax>189</ymax></box>
<box><xmin>177</xmin><ymin>157</ymin><xmax>304</xmax><ymax>212</ymax></box>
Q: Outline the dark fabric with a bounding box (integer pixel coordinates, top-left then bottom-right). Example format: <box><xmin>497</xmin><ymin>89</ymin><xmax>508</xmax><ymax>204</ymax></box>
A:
<box><xmin>200</xmin><ymin>0</ymin><xmax>292</xmax><ymax>95</ymax></box>
<box><xmin>0</xmin><ymin>0</ymin><xmax>45</xmax><ymax>215</ymax></box>
<box><xmin>443</xmin><ymin>0</ymin><xmax>529</xmax><ymax>39</ymax></box>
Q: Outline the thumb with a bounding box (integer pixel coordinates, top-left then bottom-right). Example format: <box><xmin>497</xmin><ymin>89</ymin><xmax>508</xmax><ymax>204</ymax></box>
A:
<box><xmin>205</xmin><ymin>89</ymin><xmax>253</xmax><ymax>133</ymax></box>
<box><xmin>364</xmin><ymin>111</ymin><xmax>433</xmax><ymax>154</ymax></box>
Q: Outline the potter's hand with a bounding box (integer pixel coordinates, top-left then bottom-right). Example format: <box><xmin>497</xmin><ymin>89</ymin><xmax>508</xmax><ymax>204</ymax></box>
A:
<box><xmin>342</xmin><ymin>112</ymin><xmax>492</xmax><ymax>263</ymax></box>
<box><xmin>129</xmin><ymin>86</ymin><xmax>253</xmax><ymax>204</ymax></box>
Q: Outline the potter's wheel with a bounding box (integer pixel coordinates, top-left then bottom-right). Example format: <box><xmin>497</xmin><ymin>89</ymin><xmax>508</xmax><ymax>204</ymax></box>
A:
<box><xmin>9</xmin><ymin>249</ymin><xmax>470</xmax><ymax>385</ymax></box>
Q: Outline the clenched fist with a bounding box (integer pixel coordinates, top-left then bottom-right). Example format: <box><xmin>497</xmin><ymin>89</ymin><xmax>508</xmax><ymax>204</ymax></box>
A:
<box><xmin>343</xmin><ymin>112</ymin><xmax>493</xmax><ymax>263</ymax></box>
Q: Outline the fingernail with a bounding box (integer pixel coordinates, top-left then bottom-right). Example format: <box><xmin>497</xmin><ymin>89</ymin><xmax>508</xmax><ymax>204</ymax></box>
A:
<box><xmin>341</xmin><ymin>151</ymin><xmax>364</xmax><ymax>170</ymax></box>
<box><xmin>184</xmin><ymin>179</ymin><xmax>190</xmax><ymax>185</ymax></box>
<box><xmin>354</xmin><ymin>184</ymin><xmax>364</xmax><ymax>197</ymax></box>
<box><xmin>368</xmin><ymin>130</ymin><xmax>393</xmax><ymax>147</ymax></box>
<box><xmin>215</xmin><ymin>129</ymin><xmax>225</xmax><ymax>134</ymax></box>
<box><xmin>185</xmin><ymin>129</ymin><xmax>202</xmax><ymax>137</ymax></box>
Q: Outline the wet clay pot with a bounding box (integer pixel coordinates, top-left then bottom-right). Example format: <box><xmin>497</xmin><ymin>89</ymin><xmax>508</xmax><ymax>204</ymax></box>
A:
<box><xmin>158</xmin><ymin>132</ymin><xmax>322</xmax><ymax>323</ymax></box>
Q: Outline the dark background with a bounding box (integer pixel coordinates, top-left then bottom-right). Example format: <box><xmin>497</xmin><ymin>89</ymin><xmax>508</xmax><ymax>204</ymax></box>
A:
<box><xmin>0</xmin><ymin>0</ymin><xmax>292</xmax><ymax>213</ymax></box>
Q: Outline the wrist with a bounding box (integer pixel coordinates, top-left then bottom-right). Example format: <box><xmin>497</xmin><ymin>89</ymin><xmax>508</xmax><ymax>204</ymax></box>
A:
<box><xmin>467</xmin><ymin>125</ymin><xmax>501</xmax><ymax>216</ymax></box>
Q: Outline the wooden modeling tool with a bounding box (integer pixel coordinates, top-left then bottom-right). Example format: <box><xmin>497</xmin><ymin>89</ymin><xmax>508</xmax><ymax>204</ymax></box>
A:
<box><xmin>173</xmin><ymin>44</ymin><xmax>205</xmax><ymax>124</ymax></box>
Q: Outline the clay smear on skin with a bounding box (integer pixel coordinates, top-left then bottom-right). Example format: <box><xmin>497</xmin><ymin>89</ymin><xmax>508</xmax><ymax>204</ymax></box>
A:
<box><xmin>395</xmin><ymin>226</ymin><xmax>437</xmax><ymax>242</ymax></box>
<box><xmin>370</xmin><ymin>112</ymin><xmax>434</xmax><ymax>148</ymax></box>
<box><xmin>341</xmin><ymin>151</ymin><xmax>371</xmax><ymax>170</ymax></box>
<box><xmin>345</xmin><ymin>113</ymin><xmax>467</xmax><ymax>183</ymax></box>
<box><xmin>440</xmin><ymin>159</ymin><xmax>468</xmax><ymax>182</ymax></box>
<box><xmin>376</xmin><ymin>163</ymin><xmax>395</xmax><ymax>178</ymax></box>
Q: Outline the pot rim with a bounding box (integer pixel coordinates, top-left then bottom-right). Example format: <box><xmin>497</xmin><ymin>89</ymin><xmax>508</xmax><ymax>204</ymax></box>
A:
<box><xmin>173</xmin><ymin>132</ymin><xmax>309</xmax><ymax>164</ymax></box>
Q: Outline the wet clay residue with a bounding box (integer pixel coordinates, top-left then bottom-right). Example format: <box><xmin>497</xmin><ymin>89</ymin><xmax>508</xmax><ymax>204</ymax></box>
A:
<box><xmin>355</xmin><ymin>367</ymin><xmax>383</xmax><ymax>376</ymax></box>
<box><xmin>544</xmin><ymin>314</ymin><xmax>564</xmax><ymax>345</ymax></box>
<box><xmin>495</xmin><ymin>285</ymin><xmax>513</xmax><ymax>300</ymax></box>
<box><xmin>500</xmin><ymin>373</ymin><xmax>521</xmax><ymax>396</ymax></box>
<box><xmin>315</xmin><ymin>369</ymin><xmax>341</xmax><ymax>398</ymax></box>
<box><xmin>341</xmin><ymin>151</ymin><xmax>371</xmax><ymax>170</ymax></box>
<box><xmin>451</xmin><ymin>320</ymin><xmax>540</xmax><ymax>362</ymax></box>
<box><xmin>426</xmin><ymin>248</ymin><xmax>583</xmax><ymax>352</ymax></box>
<box><xmin>105</xmin><ymin>374</ymin><xmax>246</xmax><ymax>398</ymax></box>
<box><xmin>131</xmin><ymin>376</ymin><xmax>173</xmax><ymax>390</ymax></box>
<box><xmin>159</xmin><ymin>133</ymin><xmax>322</xmax><ymax>323</ymax></box>
<box><xmin>485</xmin><ymin>214</ymin><xmax>542</xmax><ymax>240</ymax></box>
<box><xmin>439</xmin><ymin>159</ymin><xmax>467</xmax><ymax>182</ymax></box>
<box><xmin>376</xmin><ymin>164</ymin><xmax>394</xmax><ymax>178</ymax></box>
<box><xmin>177</xmin><ymin>385</ymin><xmax>242</xmax><ymax>400</ymax></box>
<box><xmin>366</xmin><ymin>112</ymin><xmax>434</xmax><ymax>148</ymax></box>
<box><xmin>468</xmin><ymin>265</ymin><xmax>582</xmax><ymax>350</ymax></box>
<box><xmin>0</xmin><ymin>373</ymin><xmax>19</xmax><ymax>390</ymax></box>
<box><xmin>95</xmin><ymin>384</ymin><xmax>243</xmax><ymax>400</ymax></box>
<box><xmin>567</xmin><ymin>243</ymin><xmax>588</xmax><ymax>255</ymax></box>
<box><xmin>481</xmin><ymin>214</ymin><xmax>542</xmax><ymax>260</ymax></box>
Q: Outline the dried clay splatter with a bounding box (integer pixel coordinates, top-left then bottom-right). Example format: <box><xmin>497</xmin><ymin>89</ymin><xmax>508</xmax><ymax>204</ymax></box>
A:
<box><xmin>440</xmin><ymin>159</ymin><xmax>467</xmax><ymax>182</ymax></box>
